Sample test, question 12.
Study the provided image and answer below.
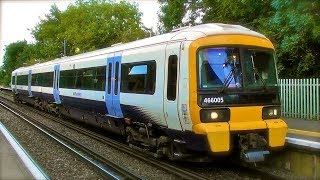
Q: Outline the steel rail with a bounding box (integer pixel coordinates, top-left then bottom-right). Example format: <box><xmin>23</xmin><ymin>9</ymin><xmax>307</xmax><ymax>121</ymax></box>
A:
<box><xmin>0</xmin><ymin>100</ymin><xmax>140</xmax><ymax>180</ymax></box>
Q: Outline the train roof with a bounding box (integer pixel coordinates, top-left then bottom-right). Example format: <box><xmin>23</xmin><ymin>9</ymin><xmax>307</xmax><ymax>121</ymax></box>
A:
<box><xmin>13</xmin><ymin>23</ymin><xmax>267</xmax><ymax>73</ymax></box>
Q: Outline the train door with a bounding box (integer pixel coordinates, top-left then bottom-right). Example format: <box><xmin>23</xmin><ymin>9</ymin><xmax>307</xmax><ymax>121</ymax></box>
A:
<box><xmin>14</xmin><ymin>72</ymin><xmax>17</xmax><ymax>94</ymax></box>
<box><xmin>28</xmin><ymin>70</ymin><xmax>32</xmax><ymax>97</ymax></box>
<box><xmin>164</xmin><ymin>42</ymin><xmax>183</xmax><ymax>130</ymax></box>
<box><xmin>53</xmin><ymin>64</ymin><xmax>61</xmax><ymax>104</ymax></box>
<box><xmin>105</xmin><ymin>54</ymin><xmax>123</xmax><ymax>118</ymax></box>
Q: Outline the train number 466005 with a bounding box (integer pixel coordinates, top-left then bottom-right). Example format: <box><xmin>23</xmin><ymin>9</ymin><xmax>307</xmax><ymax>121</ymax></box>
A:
<box><xmin>203</xmin><ymin>97</ymin><xmax>224</xmax><ymax>104</ymax></box>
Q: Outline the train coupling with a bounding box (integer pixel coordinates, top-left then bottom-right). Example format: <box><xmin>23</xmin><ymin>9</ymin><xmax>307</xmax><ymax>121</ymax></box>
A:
<box><xmin>238</xmin><ymin>133</ymin><xmax>269</xmax><ymax>162</ymax></box>
<box><xmin>242</xmin><ymin>150</ymin><xmax>269</xmax><ymax>162</ymax></box>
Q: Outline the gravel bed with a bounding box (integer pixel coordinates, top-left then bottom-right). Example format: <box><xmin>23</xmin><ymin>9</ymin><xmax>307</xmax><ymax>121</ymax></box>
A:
<box><xmin>0</xmin><ymin>90</ymin><xmax>14</xmax><ymax>101</ymax></box>
<box><xmin>0</xmin><ymin>106</ymin><xmax>103</xmax><ymax>179</ymax></box>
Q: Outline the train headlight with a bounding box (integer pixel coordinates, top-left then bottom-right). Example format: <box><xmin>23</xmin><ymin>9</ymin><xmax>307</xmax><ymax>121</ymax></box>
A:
<box><xmin>200</xmin><ymin>108</ymin><xmax>230</xmax><ymax>123</ymax></box>
<box><xmin>262</xmin><ymin>106</ymin><xmax>281</xmax><ymax>119</ymax></box>
<box><xmin>210</xmin><ymin>112</ymin><xmax>219</xmax><ymax>119</ymax></box>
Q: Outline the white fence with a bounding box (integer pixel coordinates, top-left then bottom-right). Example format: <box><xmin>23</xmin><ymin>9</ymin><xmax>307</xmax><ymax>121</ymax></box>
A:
<box><xmin>279</xmin><ymin>78</ymin><xmax>320</xmax><ymax>120</ymax></box>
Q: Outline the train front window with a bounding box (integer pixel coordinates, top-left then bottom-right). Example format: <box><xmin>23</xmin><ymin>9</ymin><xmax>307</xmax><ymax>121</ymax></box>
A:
<box><xmin>198</xmin><ymin>47</ymin><xmax>277</xmax><ymax>91</ymax></box>
<box><xmin>198</xmin><ymin>48</ymin><xmax>242</xmax><ymax>89</ymax></box>
<box><xmin>242</xmin><ymin>49</ymin><xmax>277</xmax><ymax>89</ymax></box>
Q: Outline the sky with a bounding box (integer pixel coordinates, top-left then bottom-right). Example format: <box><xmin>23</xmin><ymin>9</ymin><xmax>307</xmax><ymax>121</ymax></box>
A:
<box><xmin>0</xmin><ymin>0</ymin><xmax>160</xmax><ymax>66</ymax></box>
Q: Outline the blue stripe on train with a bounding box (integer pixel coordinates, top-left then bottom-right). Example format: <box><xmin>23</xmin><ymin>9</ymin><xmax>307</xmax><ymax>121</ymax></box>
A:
<box><xmin>106</xmin><ymin>57</ymin><xmax>114</xmax><ymax>116</ymax></box>
<box><xmin>105</xmin><ymin>56</ymin><xmax>123</xmax><ymax>118</ymax></box>
<box><xmin>113</xmin><ymin>56</ymin><xmax>123</xmax><ymax>118</ymax></box>
<box><xmin>28</xmin><ymin>70</ymin><xmax>32</xmax><ymax>97</ymax></box>
<box><xmin>14</xmin><ymin>73</ymin><xmax>17</xmax><ymax>94</ymax></box>
<box><xmin>53</xmin><ymin>64</ymin><xmax>61</xmax><ymax>104</ymax></box>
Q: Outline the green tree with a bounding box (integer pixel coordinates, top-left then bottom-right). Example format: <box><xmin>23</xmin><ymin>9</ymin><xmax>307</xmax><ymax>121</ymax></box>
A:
<box><xmin>31</xmin><ymin>4</ymin><xmax>62</xmax><ymax>60</ymax></box>
<box><xmin>0</xmin><ymin>68</ymin><xmax>7</xmax><ymax>85</ymax></box>
<box><xmin>264</xmin><ymin>0</ymin><xmax>320</xmax><ymax>78</ymax></box>
<box><xmin>158</xmin><ymin>0</ymin><xmax>320</xmax><ymax>78</ymax></box>
<box><xmin>32</xmin><ymin>0</ymin><xmax>146</xmax><ymax>61</ymax></box>
<box><xmin>202</xmin><ymin>0</ymin><xmax>273</xmax><ymax>30</ymax></box>
<box><xmin>158</xmin><ymin>0</ymin><xmax>201</xmax><ymax>33</ymax></box>
<box><xmin>0</xmin><ymin>41</ymin><xmax>34</xmax><ymax>85</ymax></box>
<box><xmin>158</xmin><ymin>0</ymin><xmax>273</xmax><ymax>33</ymax></box>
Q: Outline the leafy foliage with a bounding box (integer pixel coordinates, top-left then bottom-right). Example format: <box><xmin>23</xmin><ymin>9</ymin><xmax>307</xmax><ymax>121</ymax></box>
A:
<box><xmin>158</xmin><ymin>0</ymin><xmax>320</xmax><ymax>78</ymax></box>
<box><xmin>264</xmin><ymin>0</ymin><xmax>320</xmax><ymax>78</ymax></box>
<box><xmin>201</xmin><ymin>0</ymin><xmax>273</xmax><ymax>30</ymax></box>
<box><xmin>0</xmin><ymin>0</ymin><xmax>148</xmax><ymax>85</ymax></box>
<box><xmin>158</xmin><ymin>0</ymin><xmax>201</xmax><ymax>33</ymax></box>
<box><xmin>31</xmin><ymin>0</ymin><xmax>146</xmax><ymax>60</ymax></box>
<box><xmin>1</xmin><ymin>41</ymin><xmax>34</xmax><ymax>85</ymax></box>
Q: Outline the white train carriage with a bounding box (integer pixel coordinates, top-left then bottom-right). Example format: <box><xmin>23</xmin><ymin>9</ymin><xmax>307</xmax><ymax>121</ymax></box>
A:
<box><xmin>11</xmin><ymin>23</ymin><xmax>287</xmax><ymax>162</ymax></box>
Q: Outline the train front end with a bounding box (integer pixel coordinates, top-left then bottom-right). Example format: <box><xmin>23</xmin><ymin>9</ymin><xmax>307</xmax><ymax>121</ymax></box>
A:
<box><xmin>189</xmin><ymin>34</ymin><xmax>287</xmax><ymax>162</ymax></box>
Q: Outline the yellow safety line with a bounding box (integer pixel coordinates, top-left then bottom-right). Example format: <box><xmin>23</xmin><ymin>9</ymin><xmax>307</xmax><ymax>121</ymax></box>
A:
<box><xmin>288</xmin><ymin>128</ymin><xmax>320</xmax><ymax>137</ymax></box>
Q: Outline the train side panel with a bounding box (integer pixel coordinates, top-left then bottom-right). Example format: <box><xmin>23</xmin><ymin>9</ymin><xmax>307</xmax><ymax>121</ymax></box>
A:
<box><xmin>177</xmin><ymin>41</ymin><xmax>192</xmax><ymax>132</ymax></box>
<box><xmin>120</xmin><ymin>44</ymin><xmax>167</xmax><ymax>127</ymax></box>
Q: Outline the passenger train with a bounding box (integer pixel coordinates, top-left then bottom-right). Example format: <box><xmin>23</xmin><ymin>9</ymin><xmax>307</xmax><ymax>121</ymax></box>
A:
<box><xmin>11</xmin><ymin>23</ymin><xmax>287</xmax><ymax>162</ymax></box>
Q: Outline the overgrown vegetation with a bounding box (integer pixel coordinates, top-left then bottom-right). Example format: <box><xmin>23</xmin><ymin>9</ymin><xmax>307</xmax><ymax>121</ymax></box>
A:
<box><xmin>1</xmin><ymin>0</ymin><xmax>147</xmax><ymax>86</ymax></box>
<box><xmin>1</xmin><ymin>0</ymin><xmax>319</xmax><ymax>86</ymax></box>
<box><xmin>158</xmin><ymin>0</ymin><xmax>320</xmax><ymax>78</ymax></box>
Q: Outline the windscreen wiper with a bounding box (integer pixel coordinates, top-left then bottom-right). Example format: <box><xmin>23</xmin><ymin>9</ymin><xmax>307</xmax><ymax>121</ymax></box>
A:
<box><xmin>251</xmin><ymin>56</ymin><xmax>267</xmax><ymax>90</ymax></box>
<box><xmin>219</xmin><ymin>67</ymin><xmax>235</xmax><ymax>93</ymax></box>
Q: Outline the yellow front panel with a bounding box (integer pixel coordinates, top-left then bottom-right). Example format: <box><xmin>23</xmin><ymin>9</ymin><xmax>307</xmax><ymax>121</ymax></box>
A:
<box><xmin>188</xmin><ymin>34</ymin><xmax>278</xmax><ymax>153</ymax></box>
<box><xmin>193</xmin><ymin>123</ymin><xmax>230</xmax><ymax>152</ymax></box>
<box><xmin>229</xmin><ymin>106</ymin><xmax>263</xmax><ymax>122</ymax></box>
<box><xmin>189</xmin><ymin>35</ymin><xmax>274</xmax><ymax>127</ymax></box>
<box><xmin>265</xmin><ymin>119</ymin><xmax>287</xmax><ymax>147</ymax></box>
<box><xmin>229</xmin><ymin>121</ymin><xmax>267</xmax><ymax>131</ymax></box>
<box><xmin>229</xmin><ymin>106</ymin><xmax>267</xmax><ymax>131</ymax></box>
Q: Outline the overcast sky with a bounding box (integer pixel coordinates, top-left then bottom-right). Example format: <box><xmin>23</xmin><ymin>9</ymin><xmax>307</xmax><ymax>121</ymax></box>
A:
<box><xmin>0</xmin><ymin>0</ymin><xmax>160</xmax><ymax>66</ymax></box>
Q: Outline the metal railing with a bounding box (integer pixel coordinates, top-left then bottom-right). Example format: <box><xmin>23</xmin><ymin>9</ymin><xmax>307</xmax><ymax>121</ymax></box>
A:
<box><xmin>279</xmin><ymin>78</ymin><xmax>320</xmax><ymax>120</ymax></box>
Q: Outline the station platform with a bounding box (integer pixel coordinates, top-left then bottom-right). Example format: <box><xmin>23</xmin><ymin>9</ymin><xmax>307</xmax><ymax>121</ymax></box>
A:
<box><xmin>0</xmin><ymin>123</ymin><xmax>48</xmax><ymax>180</ymax></box>
<box><xmin>282</xmin><ymin>117</ymin><xmax>320</xmax><ymax>150</ymax></box>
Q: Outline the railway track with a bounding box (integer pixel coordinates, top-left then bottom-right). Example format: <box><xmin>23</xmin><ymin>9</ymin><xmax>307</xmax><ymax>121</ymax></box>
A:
<box><xmin>0</xmin><ymin>98</ymin><xmax>209</xmax><ymax>180</ymax></box>
<box><xmin>0</xmin><ymin>92</ymin><xmax>286</xmax><ymax>179</ymax></box>
<box><xmin>0</xmin><ymin>95</ymin><xmax>209</xmax><ymax>180</ymax></box>
<box><xmin>0</xmin><ymin>100</ymin><xmax>140</xmax><ymax>180</ymax></box>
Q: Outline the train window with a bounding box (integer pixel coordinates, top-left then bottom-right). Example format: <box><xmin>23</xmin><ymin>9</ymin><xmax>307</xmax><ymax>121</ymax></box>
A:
<box><xmin>82</xmin><ymin>68</ymin><xmax>95</xmax><ymax>90</ymax></box>
<box><xmin>198</xmin><ymin>48</ymin><xmax>242</xmax><ymax>89</ymax></box>
<box><xmin>167</xmin><ymin>55</ymin><xmax>178</xmax><ymax>101</ymax></box>
<box><xmin>129</xmin><ymin>65</ymin><xmax>147</xmax><ymax>75</ymax></box>
<box><xmin>114</xmin><ymin>62</ymin><xmax>119</xmax><ymax>95</ymax></box>
<box><xmin>243</xmin><ymin>49</ymin><xmax>277</xmax><ymax>89</ymax></box>
<box><xmin>31</xmin><ymin>74</ymin><xmax>39</xmax><ymax>86</ymax></box>
<box><xmin>41</xmin><ymin>72</ymin><xmax>54</xmax><ymax>87</ymax></box>
<box><xmin>107</xmin><ymin>63</ymin><xmax>112</xmax><ymax>94</ymax></box>
<box><xmin>60</xmin><ymin>70</ymin><xmax>75</xmax><ymax>89</ymax></box>
<box><xmin>17</xmin><ymin>75</ymin><xmax>28</xmax><ymax>86</ymax></box>
<box><xmin>121</xmin><ymin>61</ymin><xmax>156</xmax><ymax>94</ymax></box>
<box><xmin>60</xmin><ymin>67</ymin><xmax>105</xmax><ymax>91</ymax></box>
<box><xmin>94</xmin><ymin>66</ymin><xmax>106</xmax><ymax>91</ymax></box>
<box><xmin>75</xmin><ymin>69</ymin><xmax>84</xmax><ymax>89</ymax></box>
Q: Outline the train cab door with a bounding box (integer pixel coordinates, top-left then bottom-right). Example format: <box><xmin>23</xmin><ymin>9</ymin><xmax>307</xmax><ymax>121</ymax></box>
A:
<box><xmin>53</xmin><ymin>64</ymin><xmax>61</xmax><ymax>104</ymax></box>
<box><xmin>105</xmin><ymin>53</ymin><xmax>123</xmax><ymax>118</ymax></box>
<box><xmin>28</xmin><ymin>70</ymin><xmax>32</xmax><ymax>97</ymax></box>
<box><xmin>164</xmin><ymin>42</ymin><xmax>183</xmax><ymax>130</ymax></box>
<box><xmin>14</xmin><ymin>72</ymin><xmax>18</xmax><ymax>94</ymax></box>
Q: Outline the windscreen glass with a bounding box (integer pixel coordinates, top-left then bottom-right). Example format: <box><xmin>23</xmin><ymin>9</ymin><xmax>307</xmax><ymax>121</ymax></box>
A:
<box><xmin>242</xmin><ymin>49</ymin><xmax>277</xmax><ymax>89</ymax></box>
<box><xmin>198</xmin><ymin>48</ymin><xmax>242</xmax><ymax>89</ymax></box>
<box><xmin>198</xmin><ymin>47</ymin><xmax>277</xmax><ymax>91</ymax></box>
